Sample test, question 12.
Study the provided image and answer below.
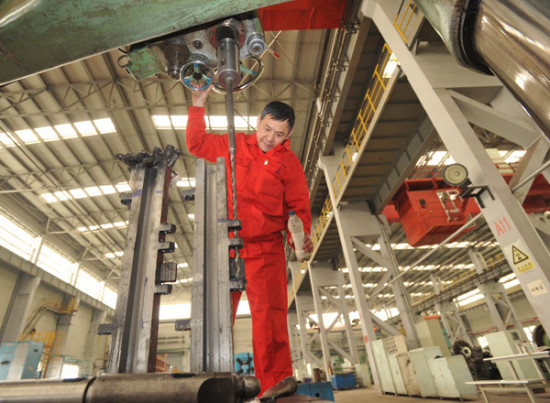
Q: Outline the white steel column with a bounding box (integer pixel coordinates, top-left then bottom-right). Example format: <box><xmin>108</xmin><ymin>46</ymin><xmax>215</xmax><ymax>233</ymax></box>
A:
<box><xmin>377</xmin><ymin>221</ymin><xmax>420</xmax><ymax>348</ymax></box>
<box><xmin>81</xmin><ymin>309</ymin><xmax>108</xmax><ymax>376</ymax></box>
<box><xmin>319</xmin><ymin>155</ymin><xmax>380</xmax><ymax>387</ymax></box>
<box><xmin>309</xmin><ymin>262</ymin><xmax>333</xmax><ymax>379</ymax></box>
<box><xmin>288</xmin><ymin>262</ymin><xmax>315</xmax><ymax>378</ymax></box>
<box><xmin>363</xmin><ymin>0</ymin><xmax>550</xmax><ymax>336</ymax></box>
<box><xmin>309</xmin><ymin>261</ymin><xmax>360</xmax><ymax>367</ymax></box>
<box><xmin>0</xmin><ymin>273</ymin><xmax>40</xmax><ymax>343</ymax></box>
<box><xmin>436</xmin><ymin>300</ymin><xmax>474</xmax><ymax>346</ymax></box>
<box><xmin>469</xmin><ymin>250</ymin><xmax>528</xmax><ymax>341</ymax></box>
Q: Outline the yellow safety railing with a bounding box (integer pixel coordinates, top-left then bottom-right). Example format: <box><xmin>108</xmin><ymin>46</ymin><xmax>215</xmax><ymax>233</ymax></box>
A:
<box><xmin>394</xmin><ymin>0</ymin><xmax>418</xmax><ymax>44</ymax></box>
<box><xmin>312</xmin><ymin>196</ymin><xmax>333</xmax><ymax>247</ymax></box>
<box><xmin>332</xmin><ymin>43</ymin><xmax>395</xmax><ymax>199</ymax></box>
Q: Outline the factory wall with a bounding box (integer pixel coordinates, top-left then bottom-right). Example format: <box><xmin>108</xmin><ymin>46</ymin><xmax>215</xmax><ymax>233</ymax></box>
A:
<box><xmin>0</xmin><ymin>263</ymin><xmax>110</xmax><ymax>376</ymax></box>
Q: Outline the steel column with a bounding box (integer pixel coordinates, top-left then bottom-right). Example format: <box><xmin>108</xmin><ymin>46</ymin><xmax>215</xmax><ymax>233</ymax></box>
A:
<box><xmin>0</xmin><ymin>273</ymin><xmax>40</xmax><ymax>343</ymax></box>
<box><xmin>376</xmin><ymin>220</ymin><xmax>420</xmax><ymax>349</ymax></box>
<box><xmin>469</xmin><ymin>250</ymin><xmax>529</xmax><ymax>342</ymax></box>
<box><xmin>309</xmin><ymin>263</ymin><xmax>333</xmax><ymax>379</ymax></box>
<box><xmin>319</xmin><ymin>155</ymin><xmax>380</xmax><ymax>387</ymax></box>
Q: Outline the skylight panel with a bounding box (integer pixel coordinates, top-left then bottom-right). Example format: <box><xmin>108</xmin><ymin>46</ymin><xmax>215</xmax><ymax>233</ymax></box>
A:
<box><xmin>101</xmin><ymin>223</ymin><xmax>114</xmax><ymax>229</ymax></box>
<box><xmin>74</xmin><ymin>121</ymin><xmax>98</xmax><ymax>136</ymax></box>
<box><xmin>103</xmin><ymin>287</ymin><xmax>117</xmax><ymax>309</ymax></box>
<box><xmin>0</xmin><ymin>132</ymin><xmax>16</xmax><ymax>147</ymax></box>
<box><xmin>53</xmin><ymin>191</ymin><xmax>71</xmax><ymax>201</ymax></box>
<box><xmin>426</xmin><ymin>151</ymin><xmax>447</xmax><ymax>165</ymax></box>
<box><xmin>84</xmin><ymin>186</ymin><xmax>102</xmax><ymax>197</ymax></box>
<box><xmin>176</xmin><ymin>177</ymin><xmax>196</xmax><ymax>188</ymax></box>
<box><xmin>40</xmin><ymin>193</ymin><xmax>58</xmax><ymax>203</ymax></box>
<box><xmin>15</xmin><ymin>129</ymin><xmax>40</xmax><ymax>144</ymax></box>
<box><xmin>115</xmin><ymin>182</ymin><xmax>131</xmax><ymax>192</ymax></box>
<box><xmin>505</xmin><ymin>150</ymin><xmax>526</xmax><ymax>164</ymax></box>
<box><xmin>69</xmin><ymin>189</ymin><xmax>87</xmax><ymax>199</ymax></box>
<box><xmin>382</xmin><ymin>54</ymin><xmax>399</xmax><ymax>78</ymax></box>
<box><xmin>209</xmin><ymin>115</ymin><xmax>228</xmax><ymax>129</ymax></box>
<box><xmin>99</xmin><ymin>185</ymin><xmax>116</xmax><ymax>194</ymax></box>
<box><xmin>55</xmin><ymin>124</ymin><xmax>78</xmax><ymax>139</ymax></box>
<box><xmin>188</xmin><ymin>213</ymin><xmax>195</xmax><ymax>220</ymax></box>
<box><xmin>171</xmin><ymin>115</ymin><xmax>188</xmax><ymax>128</ymax></box>
<box><xmin>93</xmin><ymin>118</ymin><xmax>116</xmax><ymax>133</ymax></box>
<box><xmin>153</xmin><ymin>115</ymin><xmax>171</xmax><ymax>128</ymax></box>
<box><xmin>35</xmin><ymin>126</ymin><xmax>59</xmax><ymax>142</ymax></box>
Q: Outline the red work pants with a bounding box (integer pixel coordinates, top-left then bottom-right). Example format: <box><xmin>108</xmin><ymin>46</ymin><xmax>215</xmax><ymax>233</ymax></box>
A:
<box><xmin>232</xmin><ymin>238</ymin><xmax>292</xmax><ymax>395</ymax></box>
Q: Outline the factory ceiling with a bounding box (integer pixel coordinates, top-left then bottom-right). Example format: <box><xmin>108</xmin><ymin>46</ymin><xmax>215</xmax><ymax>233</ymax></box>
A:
<box><xmin>0</xmin><ymin>1</ymin><xmax>536</xmax><ymax>316</ymax></box>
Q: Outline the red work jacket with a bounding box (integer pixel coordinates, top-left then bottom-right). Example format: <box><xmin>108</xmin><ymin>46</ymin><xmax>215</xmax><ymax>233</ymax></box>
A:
<box><xmin>186</xmin><ymin>106</ymin><xmax>311</xmax><ymax>241</ymax></box>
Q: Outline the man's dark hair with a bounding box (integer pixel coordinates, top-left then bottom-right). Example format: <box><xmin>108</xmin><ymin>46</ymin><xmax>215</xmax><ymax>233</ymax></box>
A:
<box><xmin>260</xmin><ymin>101</ymin><xmax>295</xmax><ymax>131</ymax></box>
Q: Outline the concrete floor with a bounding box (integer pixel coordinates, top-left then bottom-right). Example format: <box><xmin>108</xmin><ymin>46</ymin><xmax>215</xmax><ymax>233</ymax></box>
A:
<box><xmin>332</xmin><ymin>387</ymin><xmax>550</xmax><ymax>402</ymax></box>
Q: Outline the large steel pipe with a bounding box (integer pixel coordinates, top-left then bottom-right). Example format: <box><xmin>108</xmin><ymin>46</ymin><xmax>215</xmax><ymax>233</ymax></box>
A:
<box><xmin>0</xmin><ymin>373</ymin><xmax>260</xmax><ymax>403</ymax></box>
<box><xmin>414</xmin><ymin>0</ymin><xmax>550</xmax><ymax>139</ymax></box>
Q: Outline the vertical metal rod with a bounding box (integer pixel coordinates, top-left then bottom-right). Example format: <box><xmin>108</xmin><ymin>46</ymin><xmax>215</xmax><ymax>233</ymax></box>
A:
<box><xmin>225</xmin><ymin>77</ymin><xmax>242</xmax><ymax>280</ymax></box>
<box><xmin>226</xmin><ymin>77</ymin><xmax>238</xmax><ymax>228</ymax></box>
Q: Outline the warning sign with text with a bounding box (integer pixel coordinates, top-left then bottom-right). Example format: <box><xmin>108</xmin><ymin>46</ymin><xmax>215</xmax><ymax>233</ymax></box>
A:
<box><xmin>505</xmin><ymin>241</ymin><xmax>535</xmax><ymax>274</ymax></box>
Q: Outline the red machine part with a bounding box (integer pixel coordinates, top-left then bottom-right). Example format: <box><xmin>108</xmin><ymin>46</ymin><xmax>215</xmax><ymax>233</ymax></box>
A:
<box><xmin>257</xmin><ymin>0</ymin><xmax>347</xmax><ymax>31</ymax></box>
<box><xmin>385</xmin><ymin>174</ymin><xmax>550</xmax><ymax>247</ymax></box>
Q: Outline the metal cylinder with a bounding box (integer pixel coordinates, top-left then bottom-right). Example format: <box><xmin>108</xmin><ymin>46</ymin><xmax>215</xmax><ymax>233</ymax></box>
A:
<box><xmin>0</xmin><ymin>378</ymin><xmax>90</xmax><ymax>403</ymax></box>
<box><xmin>216</xmin><ymin>38</ymin><xmax>241</xmax><ymax>89</ymax></box>
<box><xmin>0</xmin><ymin>373</ymin><xmax>261</xmax><ymax>403</ymax></box>
<box><xmin>164</xmin><ymin>41</ymin><xmax>190</xmax><ymax>80</ymax></box>
<box><xmin>247</xmin><ymin>32</ymin><xmax>266</xmax><ymax>55</ymax></box>
<box><xmin>215</xmin><ymin>22</ymin><xmax>241</xmax><ymax>90</ymax></box>
<box><xmin>473</xmin><ymin>0</ymin><xmax>550</xmax><ymax>138</ymax></box>
<box><xmin>414</xmin><ymin>0</ymin><xmax>550</xmax><ymax>138</ymax></box>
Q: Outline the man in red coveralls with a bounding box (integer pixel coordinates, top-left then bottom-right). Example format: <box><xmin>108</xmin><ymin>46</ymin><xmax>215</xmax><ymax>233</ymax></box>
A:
<box><xmin>186</xmin><ymin>86</ymin><xmax>313</xmax><ymax>395</ymax></box>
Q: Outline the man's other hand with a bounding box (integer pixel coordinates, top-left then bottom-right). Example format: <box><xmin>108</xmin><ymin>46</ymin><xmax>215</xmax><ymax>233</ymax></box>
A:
<box><xmin>191</xmin><ymin>84</ymin><xmax>213</xmax><ymax>107</ymax></box>
<box><xmin>303</xmin><ymin>233</ymin><xmax>313</xmax><ymax>253</ymax></box>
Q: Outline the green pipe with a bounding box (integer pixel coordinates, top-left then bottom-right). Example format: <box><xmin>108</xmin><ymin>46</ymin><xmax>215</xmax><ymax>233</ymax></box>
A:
<box><xmin>0</xmin><ymin>0</ymin><xmax>287</xmax><ymax>85</ymax></box>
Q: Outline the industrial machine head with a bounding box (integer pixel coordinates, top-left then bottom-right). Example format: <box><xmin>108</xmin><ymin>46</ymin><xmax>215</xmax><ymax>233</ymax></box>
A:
<box><xmin>123</xmin><ymin>12</ymin><xmax>266</xmax><ymax>93</ymax></box>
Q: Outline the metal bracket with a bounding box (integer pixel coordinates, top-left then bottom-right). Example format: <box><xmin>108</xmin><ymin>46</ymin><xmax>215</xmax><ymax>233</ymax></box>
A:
<box><xmin>460</xmin><ymin>185</ymin><xmax>494</xmax><ymax>208</ymax></box>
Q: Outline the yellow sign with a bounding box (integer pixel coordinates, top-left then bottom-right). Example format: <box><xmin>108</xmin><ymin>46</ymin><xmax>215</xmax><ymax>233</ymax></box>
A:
<box><xmin>512</xmin><ymin>245</ymin><xmax>529</xmax><ymax>265</ymax></box>
<box><xmin>507</xmin><ymin>241</ymin><xmax>535</xmax><ymax>274</ymax></box>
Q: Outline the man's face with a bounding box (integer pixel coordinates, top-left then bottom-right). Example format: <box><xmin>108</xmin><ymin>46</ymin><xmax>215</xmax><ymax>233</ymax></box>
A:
<box><xmin>256</xmin><ymin>114</ymin><xmax>293</xmax><ymax>152</ymax></box>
